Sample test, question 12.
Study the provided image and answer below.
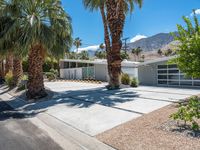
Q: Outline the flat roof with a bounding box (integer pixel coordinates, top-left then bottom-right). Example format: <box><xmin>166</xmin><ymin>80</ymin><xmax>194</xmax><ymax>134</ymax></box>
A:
<box><xmin>60</xmin><ymin>56</ymin><xmax>177</xmax><ymax>68</ymax></box>
<box><xmin>138</xmin><ymin>56</ymin><xmax>176</xmax><ymax>66</ymax></box>
<box><xmin>60</xmin><ymin>59</ymin><xmax>140</xmax><ymax>67</ymax></box>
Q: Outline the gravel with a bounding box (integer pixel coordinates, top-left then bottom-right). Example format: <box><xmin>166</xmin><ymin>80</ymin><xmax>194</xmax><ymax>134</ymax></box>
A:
<box><xmin>97</xmin><ymin>104</ymin><xmax>200</xmax><ymax>150</ymax></box>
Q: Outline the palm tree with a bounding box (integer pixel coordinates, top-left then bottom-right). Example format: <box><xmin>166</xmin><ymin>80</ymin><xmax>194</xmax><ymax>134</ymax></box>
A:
<box><xmin>135</xmin><ymin>47</ymin><xmax>142</xmax><ymax>60</ymax></box>
<box><xmin>0</xmin><ymin>0</ymin><xmax>72</xmax><ymax>99</ymax></box>
<box><xmin>131</xmin><ymin>48</ymin><xmax>137</xmax><ymax>61</ymax></box>
<box><xmin>157</xmin><ymin>49</ymin><xmax>162</xmax><ymax>56</ymax></box>
<box><xmin>83</xmin><ymin>0</ymin><xmax>143</xmax><ymax>89</ymax></box>
<box><xmin>83</xmin><ymin>0</ymin><xmax>112</xmax><ymax>87</ymax></box>
<box><xmin>73</xmin><ymin>37</ymin><xmax>82</xmax><ymax>53</ymax></box>
<box><xmin>99</xmin><ymin>43</ymin><xmax>105</xmax><ymax>51</ymax></box>
<box><xmin>0</xmin><ymin>17</ymin><xmax>25</xmax><ymax>86</ymax></box>
<box><xmin>78</xmin><ymin>51</ymin><xmax>89</xmax><ymax>60</ymax></box>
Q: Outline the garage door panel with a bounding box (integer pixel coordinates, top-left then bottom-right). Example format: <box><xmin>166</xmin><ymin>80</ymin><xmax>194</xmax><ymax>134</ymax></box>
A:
<box><xmin>157</xmin><ymin>64</ymin><xmax>200</xmax><ymax>88</ymax></box>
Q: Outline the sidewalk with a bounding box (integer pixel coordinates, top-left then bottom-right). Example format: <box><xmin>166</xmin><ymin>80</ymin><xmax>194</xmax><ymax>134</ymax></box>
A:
<box><xmin>0</xmin><ymin>87</ymin><xmax>115</xmax><ymax>150</ymax></box>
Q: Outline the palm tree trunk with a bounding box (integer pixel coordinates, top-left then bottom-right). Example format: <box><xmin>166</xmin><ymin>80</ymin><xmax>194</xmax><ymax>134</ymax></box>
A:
<box><xmin>26</xmin><ymin>44</ymin><xmax>47</xmax><ymax>99</ymax></box>
<box><xmin>5</xmin><ymin>51</ymin><xmax>13</xmax><ymax>75</ymax></box>
<box><xmin>13</xmin><ymin>56</ymin><xmax>23</xmax><ymax>86</ymax></box>
<box><xmin>106</xmin><ymin>0</ymin><xmax>125</xmax><ymax>89</ymax></box>
<box><xmin>99</xmin><ymin>4</ymin><xmax>112</xmax><ymax>86</ymax></box>
<box><xmin>0</xmin><ymin>59</ymin><xmax>4</xmax><ymax>78</ymax></box>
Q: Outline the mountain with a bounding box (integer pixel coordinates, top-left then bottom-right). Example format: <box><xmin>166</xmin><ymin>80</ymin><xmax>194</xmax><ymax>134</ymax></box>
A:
<box><xmin>127</xmin><ymin>32</ymin><xmax>178</xmax><ymax>52</ymax></box>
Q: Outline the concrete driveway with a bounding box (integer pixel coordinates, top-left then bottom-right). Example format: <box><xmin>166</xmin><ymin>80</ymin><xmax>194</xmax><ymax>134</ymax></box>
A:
<box><xmin>22</xmin><ymin>82</ymin><xmax>200</xmax><ymax>136</ymax></box>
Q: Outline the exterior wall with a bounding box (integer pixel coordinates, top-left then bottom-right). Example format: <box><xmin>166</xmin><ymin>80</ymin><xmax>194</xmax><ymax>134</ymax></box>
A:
<box><xmin>122</xmin><ymin>67</ymin><xmax>138</xmax><ymax>79</ymax></box>
<box><xmin>94</xmin><ymin>64</ymin><xmax>108</xmax><ymax>81</ymax></box>
<box><xmin>60</xmin><ymin>68</ymin><xmax>82</xmax><ymax>79</ymax></box>
<box><xmin>138</xmin><ymin>61</ymin><xmax>166</xmax><ymax>86</ymax></box>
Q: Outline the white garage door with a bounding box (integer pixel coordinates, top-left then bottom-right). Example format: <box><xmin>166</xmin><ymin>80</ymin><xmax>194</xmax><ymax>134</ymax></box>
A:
<box><xmin>157</xmin><ymin>64</ymin><xmax>200</xmax><ymax>88</ymax></box>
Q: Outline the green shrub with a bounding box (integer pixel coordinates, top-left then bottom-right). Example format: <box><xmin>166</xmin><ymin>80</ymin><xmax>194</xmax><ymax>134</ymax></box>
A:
<box><xmin>45</xmin><ymin>69</ymin><xmax>58</xmax><ymax>81</ymax></box>
<box><xmin>21</xmin><ymin>74</ymin><xmax>28</xmax><ymax>80</ymax></box>
<box><xmin>50</xmin><ymin>68</ymin><xmax>58</xmax><ymax>77</ymax></box>
<box><xmin>121</xmin><ymin>73</ymin><xmax>130</xmax><ymax>85</ymax></box>
<box><xmin>170</xmin><ymin>96</ymin><xmax>200</xmax><ymax>131</ymax></box>
<box><xmin>5</xmin><ymin>71</ymin><xmax>14</xmax><ymax>88</ymax></box>
<box><xmin>17</xmin><ymin>75</ymin><xmax>28</xmax><ymax>91</ymax></box>
<box><xmin>130</xmin><ymin>77</ymin><xmax>138</xmax><ymax>87</ymax></box>
<box><xmin>45</xmin><ymin>72</ymin><xmax>56</xmax><ymax>81</ymax></box>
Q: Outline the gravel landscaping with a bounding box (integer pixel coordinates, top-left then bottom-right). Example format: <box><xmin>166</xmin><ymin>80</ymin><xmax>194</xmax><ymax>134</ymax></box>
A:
<box><xmin>97</xmin><ymin>104</ymin><xmax>200</xmax><ymax>150</ymax></box>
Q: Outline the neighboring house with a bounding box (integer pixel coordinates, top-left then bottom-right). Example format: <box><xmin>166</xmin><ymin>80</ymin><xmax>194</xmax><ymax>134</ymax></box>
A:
<box><xmin>60</xmin><ymin>59</ymin><xmax>139</xmax><ymax>81</ymax></box>
<box><xmin>60</xmin><ymin>57</ymin><xmax>200</xmax><ymax>88</ymax></box>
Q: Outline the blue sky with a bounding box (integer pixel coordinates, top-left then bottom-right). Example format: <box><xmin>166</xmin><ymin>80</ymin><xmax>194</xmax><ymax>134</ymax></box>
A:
<box><xmin>62</xmin><ymin>0</ymin><xmax>200</xmax><ymax>50</ymax></box>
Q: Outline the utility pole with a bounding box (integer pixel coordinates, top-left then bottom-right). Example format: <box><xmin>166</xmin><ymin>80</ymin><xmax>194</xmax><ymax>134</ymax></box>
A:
<box><xmin>122</xmin><ymin>37</ymin><xmax>130</xmax><ymax>54</ymax></box>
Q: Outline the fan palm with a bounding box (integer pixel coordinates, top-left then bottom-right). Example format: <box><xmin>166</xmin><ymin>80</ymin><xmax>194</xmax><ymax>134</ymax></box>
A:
<box><xmin>78</xmin><ymin>50</ymin><xmax>89</xmax><ymax>60</ymax></box>
<box><xmin>0</xmin><ymin>0</ymin><xmax>72</xmax><ymax>99</ymax></box>
<box><xmin>83</xmin><ymin>0</ymin><xmax>112</xmax><ymax>85</ymax></box>
<box><xmin>73</xmin><ymin>37</ymin><xmax>82</xmax><ymax>53</ymax></box>
<box><xmin>83</xmin><ymin>0</ymin><xmax>143</xmax><ymax>89</ymax></box>
<box><xmin>106</xmin><ymin>0</ymin><xmax>142</xmax><ymax>88</ymax></box>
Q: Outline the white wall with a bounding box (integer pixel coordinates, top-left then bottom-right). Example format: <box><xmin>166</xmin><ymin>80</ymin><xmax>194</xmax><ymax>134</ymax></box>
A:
<box><xmin>94</xmin><ymin>64</ymin><xmax>108</xmax><ymax>81</ymax></box>
<box><xmin>60</xmin><ymin>68</ymin><xmax>82</xmax><ymax>79</ymax></box>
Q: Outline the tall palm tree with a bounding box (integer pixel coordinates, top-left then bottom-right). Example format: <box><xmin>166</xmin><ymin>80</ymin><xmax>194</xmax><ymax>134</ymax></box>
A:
<box><xmin>0</xmin><ymin>0</ymin><xmax>72</xmax><ymax>99</ymax></box>
<box><xmin>131</xmin><ymin>48</ymin><xmax>136</xmax><ymax>61</ymax></box>
<box><xmin>0</xmin><ymin>17</ymin><xmax>25</xmax><ymax>86</ymax></box>
<box><xmin>73</xmin><ymin>37</ymin><xmax>82</xmax><ymax>53</ymax></box>
<box><xmin>106</xmin><ymin>0</ymin><xmax>142</xmax><ymax>88</ymax></box>
<box><xmin>83</xmin><ymin>0</ymin><xmax>142</xmax><ymax>89</ymax></box>
<box><xmin>135</xmin><ymin>47</ymin><xmax>142</xmax><ymax>60</ymax></box>
<box><xmin>83</xmin><ymin>0</ymin><xmax>112</xmax><ymax>86</ymax></box>
<box><xmin>0</xmin><ymin>16</ymin><xmax>14</xmax><ymax>75</ymax></box>
<box><xmin>99</xmin><ymin>43</ymin><xmax>105</xmax><ymax>51</ymax></box>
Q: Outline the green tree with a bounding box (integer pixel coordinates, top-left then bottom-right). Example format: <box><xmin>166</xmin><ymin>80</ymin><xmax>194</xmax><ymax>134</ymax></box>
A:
<box><xmin>120</xmin><ymin>51</ymin><xmax>129</xmax><ymax>60</ymax></box>
<box><xmin>99</xmin><ymin>43</ymin><xmax>105</xmax><ymax>51</ymax></box>
<box><xmin>73</xmin><ymin>37</ymin><xmax>82</xmax><ymax>53</ymax></box>
<box><xmin>173</xmin><ymin>12</ymin><xmax>200</xmax><ymax>78</ymax></box>
<box><xmin>131</xmin><ymin>47</ymin><xmax>142</xmax><ymax>61</ymax></box>
<box><xmin>0</xmin><ymin>0</ymin><xmax>72</xmax><ymax>99</ymax></box>
<box><xmin>78</xmin><ymin>51</ymin><xmax>89</xmax><ymax>60</ymax></box>
<box><xmin>83</xmin><ymin>0</ymin><xmax>142</xmax><ymax>89</ymax></box>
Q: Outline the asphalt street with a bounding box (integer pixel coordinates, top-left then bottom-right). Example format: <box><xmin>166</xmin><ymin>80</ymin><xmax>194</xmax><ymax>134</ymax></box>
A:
<box><xmin>0</xmin><ymin>100</ymin><xmax>63</xmax><ymax>150</ymax></box>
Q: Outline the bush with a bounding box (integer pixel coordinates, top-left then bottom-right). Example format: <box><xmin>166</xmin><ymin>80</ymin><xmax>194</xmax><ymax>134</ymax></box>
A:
<box><xmin>17</xmin><ymin>75</ymin><xmax>28</xmax><ymax>91</ymax></box>
<box><xmin>5</xmin><ymin>71</ymin><xmax>14</xmax><ymax>88</ymax></box>
<box><xmin>130</xmin><ymin>77</ymin><xmax>138</xmax><ymax>87</ymax></box>
<box><xmin>50</xmin><ymin>68</ymin><xmax>58</xmax><ymax>77</ymax></box>
<box><xmin>45</xmin><ymin>72</ymin><xmax>56</xmax><ymax>81</ymax></box>
<box><xmin>45</xmin><ymin>69</ymin><xmax>58</xmax><ymax>81</ymax></box>
<box><xmin>121</xmin><ymin>73</ymin><xmax>130</xmax><ymax>85</ymax></box>
<box><xmin>170</xmin><ymin>96</ymin><xmax>200</xmax><ymax>131</ymax></box>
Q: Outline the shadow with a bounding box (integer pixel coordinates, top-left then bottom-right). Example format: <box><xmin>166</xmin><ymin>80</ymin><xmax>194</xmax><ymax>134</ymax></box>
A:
<box><xmin>0</xmin><ymin>85</ymin><xmax>12</xmax><ymax>95</ymax></box>
<box><xmin>1</xmin><ymin>86</ymin><xmax>142</xmax><ymax>116</ymax></box>
<box><xmin>171</xmin><ymin>125</ymin><xmax>200</xmax><ymax>138</ymax></box>
<box><xmin>0</xmin><ymin>101</ymin><xmax>44</xmax><ymax>122</ymax></box>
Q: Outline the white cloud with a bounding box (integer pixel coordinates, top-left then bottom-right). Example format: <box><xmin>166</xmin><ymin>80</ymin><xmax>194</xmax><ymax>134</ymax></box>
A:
<box><xmin>130</xmin><ymin>34</ymin><xmax>147</xmax><ymax>43</ymax></box>
<box><xmin>75</xmin><ymin>45</ymin><xmax>100</xmax><ymax>53</ymax></box>
<box><xmin>190</xmin><ymin>9</ymin><xmax>200</xmax><ymax>16</ymax></box>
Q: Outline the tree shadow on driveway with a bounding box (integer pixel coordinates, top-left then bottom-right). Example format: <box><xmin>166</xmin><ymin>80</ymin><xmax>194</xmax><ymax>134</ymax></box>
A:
<box><xmin>2</xmin><ymin>86</ymin><xmax>142</xmax><ymax>116</ymax></box>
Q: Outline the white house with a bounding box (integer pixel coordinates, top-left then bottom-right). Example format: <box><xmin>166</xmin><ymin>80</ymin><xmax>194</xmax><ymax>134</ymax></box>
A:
<box><xmin>60</xmin><ymin>57</ymin><xmax>200</xmax><ymax>88</ymax></box>
<box><xmin>59</xmin><ymin>59</ymin><xmax>139</xmax><ymax>81</ymax></box>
